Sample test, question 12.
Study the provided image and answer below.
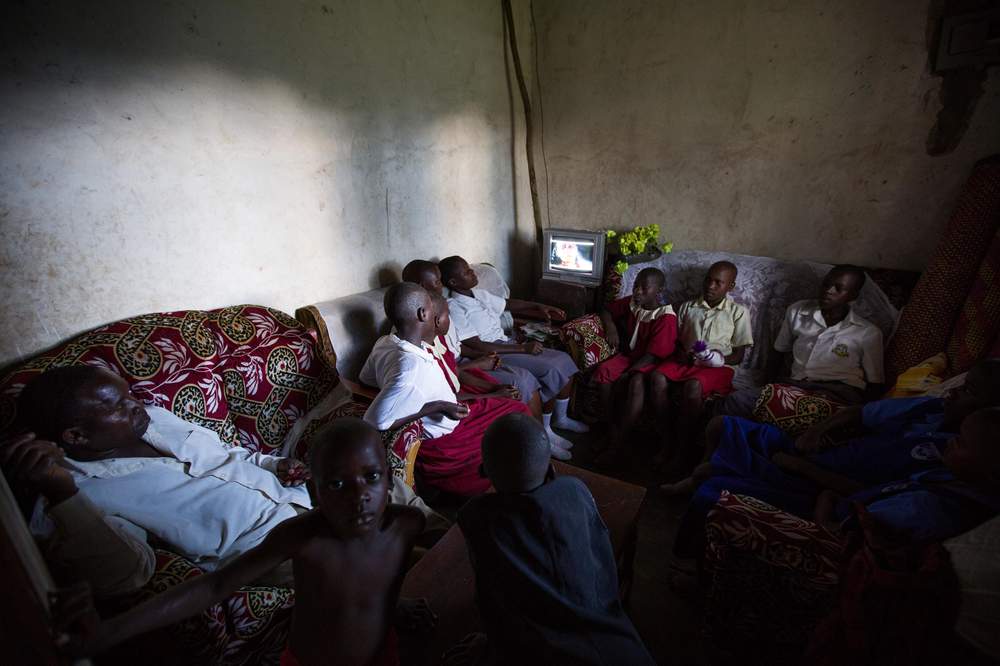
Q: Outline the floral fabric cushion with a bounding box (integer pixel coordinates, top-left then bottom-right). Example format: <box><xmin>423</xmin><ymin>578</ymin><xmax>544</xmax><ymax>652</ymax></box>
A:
<box><xmin>0</xmin><ymin>305</ymin><xmax>338</xmax><ymax>455</ymax></box>
<box><xmin>560</xmin><ymin>314</ymin><xmax>615</xmax><ymax>371</ymax></box>
<box><xmin>752</xmin><ymin>383</ymin><xmax>845</xmax><ymax>436</ymax></box>
<box><xmin>292</xmin><ymin>400</ymin><xmax>424</xmax><ymax>488</ymax></box>
<box><xmin>134</xmin><ymin>549</ymin><xmax>293</xmax><ymax>665</ymax></box>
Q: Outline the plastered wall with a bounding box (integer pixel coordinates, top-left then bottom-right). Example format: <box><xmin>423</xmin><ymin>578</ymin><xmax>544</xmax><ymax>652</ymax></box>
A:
<box><xmin>530</xmin><ymin>0</ymin><xmax>1000</xmax><ymax>270</ymax></box>
<box><xmin>0</xmin><ymin>1</ymin><xmax>536</xmax><ymax>365</ymax></box>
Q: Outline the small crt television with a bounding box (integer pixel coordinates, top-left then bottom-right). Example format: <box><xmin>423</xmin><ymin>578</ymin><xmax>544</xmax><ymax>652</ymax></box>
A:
<box><xmin>541</xmin><ymin>228</ymin><xmax>607</xmax><ymax>286</ymax></box>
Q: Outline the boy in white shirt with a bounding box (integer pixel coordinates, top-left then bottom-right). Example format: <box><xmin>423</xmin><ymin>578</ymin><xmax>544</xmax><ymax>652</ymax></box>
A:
<box><xmin>438</xmin><ymin>256</ymin><xmax>588</xmax><ymax>451</ymax></box>
<box><xmin>718</xmin><ymin>265</ymin><xmax>884</xmax><ymax>418</ymax></box>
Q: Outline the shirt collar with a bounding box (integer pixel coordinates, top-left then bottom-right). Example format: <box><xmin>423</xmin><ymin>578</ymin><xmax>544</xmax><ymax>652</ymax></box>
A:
<box><xmin>389</xmin><ymin>334</ymin><xmax>435</xmax><ymax>362</ymax></box>
<box><xmin>695</xmin><ymin>297</ymin><xmax>729</xmax><ymax>311</ymax></box>
<box><xmin>804</xmin><ymin>301</ymin><xmax>858</xmax><ymax>328</ymax></box>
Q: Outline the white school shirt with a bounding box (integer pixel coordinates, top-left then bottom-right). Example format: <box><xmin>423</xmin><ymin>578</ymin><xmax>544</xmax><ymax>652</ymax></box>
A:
<box><xmin>33</xmin><ymin>406</ymin><xmax>311</xmax><ymax>575</ymax></box>
<box><xmin>774</xmin><ymin>300</ymin><xmax>884</xmax><ymax>389</ymax></box>
<box><xmin>676</xmin><ymin>297</ymin><xmax>754</xmax><ymax>359</ymax></box>
<box><xmin>448</xmin><ymin>288</ymin><xmax>508</xmax><ymax>343</ymax></box>
<box><xmin>360</xmin><ymin>334</ymin><xmax>460</xmax><ymax>438</ymax></box>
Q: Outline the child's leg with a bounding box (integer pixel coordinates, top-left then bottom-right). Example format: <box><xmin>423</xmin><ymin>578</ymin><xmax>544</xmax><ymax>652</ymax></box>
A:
<box><xmin>673</xmin><ymin>378</ymin><xmax>705</xmax><ymax>456</ymax></box>
<box><xmin>619</xmin><ymin>371</ymin><xmax>646</xmax><ymax>441</ymax></box>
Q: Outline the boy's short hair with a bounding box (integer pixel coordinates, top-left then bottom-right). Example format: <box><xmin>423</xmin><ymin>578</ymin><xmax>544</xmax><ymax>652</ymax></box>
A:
<box><xmin>309</xmin><ymin>417</ymin><xmax>384</xmax><ymax>479</ymax></box>
<box><xmin>17</xmin><ymin>365</ymin><xmax>105</xmax><ymax>441</ymax></box>
<box><xmin>438</xmin><ymin>256</ymin><xmax>466</xmax><ymax>285</ymax></box>
<box><xmin>829</xmin><ymin>264</ymin><xmax>867</xmax><ymax>291</ymax></box>
<box><xmin>401</xmin><ymin>259</ymin><xmax>438</xmax><ymax>285</ymax></box>
<box><xmin>383</xmin><ymin>282</ymin><xmax>429</xmax><ymax>327</ymax></box>
<box><xmin>635</xmin><ymin>267</ymin><xmax>665</xmax><ymax>289</ymax></box>
<box><xmin>709</xmin><ymin>261</ymin><xmax>738</xmax><ymax>279</ymax></box>
<box><xmin>481</xmin><ymin>413</ymin><xmax>550</xmax><ymax>493</ymax></box>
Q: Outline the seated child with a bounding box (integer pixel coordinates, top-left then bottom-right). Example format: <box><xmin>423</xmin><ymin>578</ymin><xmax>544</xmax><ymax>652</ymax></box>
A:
<box><xmin>718</xmin><ymin>265</ymin><xmax>883</xmax><ymax>418</ymax></box>
<box><xmin>651</xmin><ymin>261</ymin><xmax>752</xmax><ymax>456</ymax></box>
<box><xmin>60</xmin><ymin>418</ymin><xmax>433</xmax><ymax>666</ymax></box>
<box><xmin>444</xmin><ymin>413</ymin><xmax>654</xmax><ymax>665</ymax></box>
<box><xmin>361</xmin><ymin>283</ymin><xmax>529</xmax><ymax>496</ymax></box>
<box><xmin>402</xmin><ymin>259</ymin><xmax>544</xmax><ymax>419</ymax></box>
<box><xmin>593</xmin><ymin>267</ymin><xmax>677</xmax><ymax>458</ymax></box>
<box><xmin>439</xmin><ymin>255</ymin><xmax>588</xmax><ymax>452</ymax></box>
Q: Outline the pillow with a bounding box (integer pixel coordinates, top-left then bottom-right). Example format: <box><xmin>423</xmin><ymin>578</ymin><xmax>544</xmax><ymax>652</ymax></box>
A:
<box><xmin>290</xmin><ymin>400</ymin><xmax>423</xmax><ymax>488</ymax></box>
<box><xmin>752</xmin><ymin>383</ymin><xmax>845</xmax><ymax>436</ymax></box>
<box><xmin>560</xmin><ymin>314</ymin><xmax>615</xmax><ymax>371</ymax></box>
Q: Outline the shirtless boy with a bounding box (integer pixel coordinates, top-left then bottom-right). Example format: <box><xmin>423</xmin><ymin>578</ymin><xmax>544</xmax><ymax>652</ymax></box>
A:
<box><xmin>63</xmin><ymin>418</ymin><xmax>431</xmax><ymax>666</ymax></box>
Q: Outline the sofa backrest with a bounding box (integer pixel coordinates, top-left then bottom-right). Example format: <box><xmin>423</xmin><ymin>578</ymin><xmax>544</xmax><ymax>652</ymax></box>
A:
<box><xmin>0</xmin><ymin>305</ymin><xmax>338</xmax><ymax>455</ymax></box>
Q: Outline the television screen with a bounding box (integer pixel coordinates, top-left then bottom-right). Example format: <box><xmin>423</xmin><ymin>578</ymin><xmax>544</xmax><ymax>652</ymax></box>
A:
<box><xmin>548</xmin><ymin>237</ymin><xmax>595</xmax><ymax>273</ymax></box>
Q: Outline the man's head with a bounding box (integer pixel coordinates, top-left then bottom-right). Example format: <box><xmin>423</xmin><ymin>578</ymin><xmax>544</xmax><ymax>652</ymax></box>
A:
<box><xmin>943</xmin><ymin>358</ymin><xmax>1000</xmax><ymax>429</ymax></box>
<box><xmin>632</xmin><ymin>267</ymin><xmax>665</xmax><ymax>310</ymax></box>
<box><xmin>942</xmin><ymin>407</ymin><xmax>1000</xmax><ymax>489</ymax></box>
<box><xmin>439</xmin><ymin>256</ymin><xmax>478</xmax><ymax>292</ymax></box>
<box><xmin>480</xmin><ymin>413</ymin><xmax>552</xmax><ymax>494</ymax></box>
<box><xmin>383</xmin><ymin>282</ymin><xmax>434</xmax><ymax>341</ymax></box>
<box><xmin>309</xmin><ymin>417</ymin><xmax>389</xmax><ymax>537</ymax></box>
<box><xmin>401</xmin><ymin>260</ymin><xmax>443</xmax><ymax>295</ymax></box>
<box><xmin>703</xmin><ymin>261</ymin><xmax>737</xmax><ymax>306</ymax></box>
<box><xmin>429</xmin><ymin>292</ymin><xmax>451</xmax><ymax>337</ymax></box>
<box><xmin>17</xmin><ymin>366</ymin><xmax>150</xmax><ymax>459</ymax></box>
<box><xmin>818</xmin><ymin>265</ymin><xmax>866</xmax><ymax>310</ymax></box>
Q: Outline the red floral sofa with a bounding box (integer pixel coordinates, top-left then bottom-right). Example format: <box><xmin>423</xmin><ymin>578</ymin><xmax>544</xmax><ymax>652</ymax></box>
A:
<box><xmin>0</xmin><ymin>304</ymin><xmax>419</xmax><ymax>664</ymax></box>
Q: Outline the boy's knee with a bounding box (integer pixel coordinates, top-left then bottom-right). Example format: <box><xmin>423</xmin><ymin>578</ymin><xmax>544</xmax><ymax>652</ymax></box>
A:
<box><xmin>683</xmin><ymin>379</ymin><xmax>702</xmax><ymax>399</ymax></box>
<box><xmin>627</xmin><ymin>373</ymin><xmax>645</xmax><ymax>394</ymax></box>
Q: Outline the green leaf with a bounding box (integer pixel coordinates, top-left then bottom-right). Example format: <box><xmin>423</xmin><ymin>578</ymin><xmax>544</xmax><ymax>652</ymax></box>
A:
<box><xmin>614</xmin><ymin>260</ymin><xmax>629</xmax><ymax>275</ymax></box>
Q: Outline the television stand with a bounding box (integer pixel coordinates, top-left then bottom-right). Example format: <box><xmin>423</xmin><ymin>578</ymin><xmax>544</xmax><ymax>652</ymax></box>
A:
<box><xmin>535</xmin><ymin>278</ymin><xmax>599</xmax><ymax>319</ymax></box>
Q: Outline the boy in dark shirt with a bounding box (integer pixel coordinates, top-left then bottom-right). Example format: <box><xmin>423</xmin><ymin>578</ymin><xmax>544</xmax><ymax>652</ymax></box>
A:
<box><xmin>445</xmin><ymin>413</ymin><xmax>653</xmax><ymax>665</ymax></box>
<box><xmin>60</xmin><ymin>418</ymin><xmax>432</xmax><ymax>666</ymax></box>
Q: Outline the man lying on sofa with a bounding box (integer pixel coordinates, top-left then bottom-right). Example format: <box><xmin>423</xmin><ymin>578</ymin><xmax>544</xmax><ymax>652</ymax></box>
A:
<box><xmin>2</xmin><ymin>365</ymin><xmax>315</xmax><ymax>597</ymax></box>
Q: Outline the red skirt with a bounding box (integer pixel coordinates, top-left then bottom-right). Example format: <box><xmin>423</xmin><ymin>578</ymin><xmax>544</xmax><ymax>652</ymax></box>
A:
<box><xmin>460</xmin><ymin>367</ymin><xmax>499</xmax><ymax>394</ymax></box>
<box><xmin>417</xmin><ymin>397</ymin><xmax>530</xmax><ymax>496</ymax></box>
<box><xmin>653</xmin><ymin>360</ymin><xmax>735</xmax><ymax>397</ymax></box>
<box><xmin>592</xmin><ymin>353</ymin><xmax>658</xmax><ymax>384</ymax></box>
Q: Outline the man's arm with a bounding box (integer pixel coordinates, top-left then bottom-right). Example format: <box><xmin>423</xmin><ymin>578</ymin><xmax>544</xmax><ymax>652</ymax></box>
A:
<box><xmin>86</xmin><ymin>514</ymin><xmax>310</xmax><ymax>654</ymax></box>
<box><xmin>3</xmin><ymin>434</ymin><xmax>156</xmax><ymax>597</ymax></box>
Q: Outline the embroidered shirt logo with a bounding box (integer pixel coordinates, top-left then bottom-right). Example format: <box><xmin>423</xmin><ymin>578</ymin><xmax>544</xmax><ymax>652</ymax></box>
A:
<box><xmin>832</xmin><ymin>343</ymin><xmax>849</xmax><ymax>358</ymax></box>
<box><xmin>910</xmin><ymin>442</ymin><xmax>942</xmax><ymax>461</ymax></box>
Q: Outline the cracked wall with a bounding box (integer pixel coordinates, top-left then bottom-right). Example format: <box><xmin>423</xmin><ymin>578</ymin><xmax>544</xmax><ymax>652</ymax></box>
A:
<box><xmin>530</xmin><ymin>0</ymin><xmax>1000</xmax><ymax>270</ymax></box>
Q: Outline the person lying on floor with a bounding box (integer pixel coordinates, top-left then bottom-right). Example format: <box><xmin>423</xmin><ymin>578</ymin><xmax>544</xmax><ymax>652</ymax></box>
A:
<box><xmin>717</xmin><ymin>264</ymin><xmax>884</xmax><ymax>418</ymax></box>
<box><xmin>651</xmin><ymin>261</ymin><xmax>752</xmax><ymax>460</ymax></box>
<box><xmin>667</xmin><ymin>357</ymin><xmax>1000</xmax><ymax>557</ymax></box>
<box><xmin>592</xmin><ymin>267</ymin><xmax>676</xmax><ymax>464</ymax></box>
<box><xmin>402</xmin><ymin>259</ymin><xmax>545</xmax><ymax>420</ymax></box>
<box><xmin>360</xmin><ymin>282</ymin><xmax>530</xmax><ymax>496</ymax></box>
<box><xmin>442</xmin><ymin>413</ymin><xmax>654</xmax><ymax>666</ymax></box>
<box><xmin>3</xmin><ymin>366</ymin><xmax>313</xmax><ymax>596</ymax></box>
<box><xmin>439</xmin><ymin>255</ymin><xmax>588</xmax><ymax>452</ymax></box>
<box><xmin>58</xmin><ymin>418</ymin><xmax>435</xmax><ymax>666</ymax></box>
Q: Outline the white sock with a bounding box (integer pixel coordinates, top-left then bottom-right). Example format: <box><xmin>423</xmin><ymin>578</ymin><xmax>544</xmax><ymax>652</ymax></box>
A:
<box><xmin>551</xmin><ymin>397</ymin><xmax>590</xmax><ymax>433</ymax></box>
<box><xmin>543</xmin><ymin>413</ymin><xmax>574</xmax><ymax>452</ymax></box>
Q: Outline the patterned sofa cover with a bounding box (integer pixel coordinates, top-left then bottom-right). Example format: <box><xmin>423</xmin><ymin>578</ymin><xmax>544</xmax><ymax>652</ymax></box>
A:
<box><xmin>0</xmin><ymin>304</ymin><xmax>414</xmax><ymax>664</ymax></box>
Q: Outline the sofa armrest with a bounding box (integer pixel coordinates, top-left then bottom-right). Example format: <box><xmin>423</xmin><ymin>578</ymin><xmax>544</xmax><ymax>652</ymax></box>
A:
<box><xmin>341</xmin><ymin>378</ymin><xmax>378</xmax><ymax>402</ymax></box>
<box><xmin>294</xmin><ymin>305</ymin><xmax>339</xmax><ymax>375</ymax></box>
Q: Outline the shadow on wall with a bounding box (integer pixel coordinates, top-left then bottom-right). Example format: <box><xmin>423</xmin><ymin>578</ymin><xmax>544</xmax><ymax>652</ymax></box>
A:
<box><xmin>0</xmin><ymin>0</ymin><xmax>522</xmax><ymax>363</ymax></box>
